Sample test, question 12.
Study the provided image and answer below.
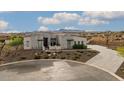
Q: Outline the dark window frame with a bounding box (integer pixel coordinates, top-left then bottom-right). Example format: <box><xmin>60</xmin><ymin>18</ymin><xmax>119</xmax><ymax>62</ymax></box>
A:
<box><xmin>81</xmin><ymin>41</ymin><xmax>84</xmax><ymax>44</ymax></box>
<box><xmin>26</xmin><ymin>41</ymin><xmax>29</xmax><ymax>47</ymax></box>
<box><xmin>50</xmin><ymin>38</ymin><xmax>57</xmax><ymax>46</ymax></box>
<box><xmin>78</xmin><ymin>41</ymin><xmax>80</xmax><ymax>44</ymax></box>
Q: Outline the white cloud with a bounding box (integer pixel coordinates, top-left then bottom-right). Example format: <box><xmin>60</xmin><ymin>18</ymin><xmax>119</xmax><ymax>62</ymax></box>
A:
<box><xmin>0</xmin><ymin>20</ymin><xmax>8</xmax><ymax>30</ymax></box>
<box><xmin>38</xmin><ymin>26</ymin><xmax>49</xmax><ymax>31</ymax></box>
<box><xmin>42</xmin><ymin>18</ymin><xmax>60</xmax><ymax>25</ymax></box>
<box><xmin>85</xmin><ymin>30</ymin><xmax>97</xmax><ymax>32</ymax></box>
<box><xmin>0</xmin><ymin>30</ymin><xmax>20</xmax><ymax>33</ymax></box>
<box><xmin>38</xmin><ymin>12</ymin><xmax>116</xmax><ymax>27</ymax></box>
<box><xmin>83</xmin><ymin>11</ymin><xmax>124</xmax><ymax>19</ymax></box>
<box><xmin>6</xmin><ymin>30</ymin><xmax>20</xmax><ymax>33</ymax></box>
<box><xmin>64</xmin><ymin>26</ymin><xmax>78</xmax><ymax>30</ymax></box>
<box><xmin>79</xmin><ymin>17</ymin><xmax>108</xmax><ymax>25</ymax></box>
<box><xmin>53</xmin><ymin>12</ymin><xmax>80</xmax><ymax>21</ymax></box>
<box><xmin>38</xmin><ymin>17</ymin><xmax>60</xmax><ymax>25</ymax></box>
<box><xmin>38</xmin><ymin>12</ymin><xmax>80</xmax><ymax>25</ymax></box>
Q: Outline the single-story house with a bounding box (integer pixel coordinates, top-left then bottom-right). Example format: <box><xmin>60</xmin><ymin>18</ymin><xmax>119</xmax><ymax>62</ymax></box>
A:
<box><xmin>24</xmin><ymin>32</ymin><xmax>87</xmax><ymax>50</ymax></box>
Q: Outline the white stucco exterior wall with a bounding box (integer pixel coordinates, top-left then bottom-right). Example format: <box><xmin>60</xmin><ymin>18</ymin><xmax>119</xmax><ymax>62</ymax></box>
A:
<box><xmin>24</xmin><ymin>36</ymin><xmax>32</xmax><ymax>49</ymax></box>
<box><xmin>5</xmin><ymin>40</ymin><xmax>10</xmax><ymax>44</ymax></box>
<box><xmin>24</xmin><ymin>32</ymin><xmax>87</xmax><ymax>50</ymax></box>
<box><xmin>73</xmin><ymin>36</ymin><xmax>87</xmax><ymax>45</ymax></box>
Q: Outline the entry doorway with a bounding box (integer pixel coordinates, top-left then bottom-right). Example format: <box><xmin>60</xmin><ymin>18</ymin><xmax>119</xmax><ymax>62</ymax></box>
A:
<box><xmin>37</xmin><ymin>40</ymin><xmax>42</xmax><ymax>49</ymax></box>
<box><xmin>67</xmin><ymin>40</ymin><xmax>73</xmax><ymax>49</ymax></box>
<box><xmin>43</xmin><ymin>37</ymin><xmax>49</xmax><ymax>49</ymax></box>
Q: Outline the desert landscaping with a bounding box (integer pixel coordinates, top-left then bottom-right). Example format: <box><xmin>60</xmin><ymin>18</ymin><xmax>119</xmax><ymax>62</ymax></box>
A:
<box><xmin>1</xmin><ymin>31</ymin><xmax>124</xmax><ymax>80</ymax></box>
<box><xmin>0</xmin><ymin>33</ymin><xmax>98</xmax><ymax>64</ymax></box>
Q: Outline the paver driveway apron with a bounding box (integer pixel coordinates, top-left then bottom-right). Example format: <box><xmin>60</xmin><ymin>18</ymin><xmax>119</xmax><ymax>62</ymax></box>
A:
<box><xmin>87</xmin><ymin>45</ymin><xmax>124</xmax><ymax>73</ymax></box>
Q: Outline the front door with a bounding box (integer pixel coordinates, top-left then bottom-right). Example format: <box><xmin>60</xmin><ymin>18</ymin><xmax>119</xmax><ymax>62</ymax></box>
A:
<box><xmin>43</xmin><ymin>37</ymin><xmax>48</xmax><ymax>49</ymax></box>
<box><xmin>67</xmin><ymin>40</ymin><xmax>72</xmax><ymax>49</ymax></box>
<box><xmin>38</xmin><ymin>40</ymin><xmax>42</xmax><ymax>49</ymax></box>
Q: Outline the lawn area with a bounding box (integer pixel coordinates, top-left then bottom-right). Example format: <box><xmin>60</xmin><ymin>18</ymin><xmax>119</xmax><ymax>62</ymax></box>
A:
<box><xmin>116</xmin><ymin>47</ymin><xmax>124</xmax><ymax>57</ymax></box>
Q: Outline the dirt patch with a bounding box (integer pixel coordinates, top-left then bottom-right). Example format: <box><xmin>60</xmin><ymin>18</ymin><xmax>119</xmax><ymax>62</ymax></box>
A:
<box><xmin>116</xmin><ymin>61</ymin><xmax>124</xmax><ymax>79</ymax></box>
<box><xmin>1</xmin><ymin>49</ymin><xmax>99</xmax><ymax>64</ymax></box>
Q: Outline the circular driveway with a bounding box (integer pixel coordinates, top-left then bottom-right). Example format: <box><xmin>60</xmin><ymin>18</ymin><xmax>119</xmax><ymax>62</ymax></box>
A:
<box><xmin>0</xmin><ymin>59</ymin><xmax>122</xmax><ymax>81</ymax></box>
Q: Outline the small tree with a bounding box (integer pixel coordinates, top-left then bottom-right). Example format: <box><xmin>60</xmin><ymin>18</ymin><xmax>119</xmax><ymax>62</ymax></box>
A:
<box><xmin>9</xmin><ymin>36</ymin><xmax>23</xmax><ymax>55</ymax></box>
<box><xmin>73</xmin><ymin>44</ymin><xmax>87</xmax><ymax>49</ymax></box>
<box><xmin>105</xmin><ymin>31</ymin><xmax>111</xmax><ymax>48</ymax></box>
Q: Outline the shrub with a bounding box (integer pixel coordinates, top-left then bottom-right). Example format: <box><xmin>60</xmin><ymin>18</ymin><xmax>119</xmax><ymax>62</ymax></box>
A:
<box><xmin>66</xmin><ymin>53</ymin><xmax>70</xmax><ymax>55</ymax></box>
<box><xmin>73</xmin><ymin>44</ymin><xmax>87</xmax><ymax>49</ymax></box>
<box><xmin>75</xmin><ymin>56</ymin><xmax>80</xmax><ymax>59</ymax></box>
<box><xmin>34</xmin><ymin>53</ymin><xmax>41</xmax><ymax>59</ymax></box>
<box><xmin>20</xmin><ymin>56</ymin><xmax>26</xmax><ymax>60</ymax></box>
<box><xmin>0</xmin><ymin>57</ymin><xmax>3</xmax><ymax>61</ymax></box>
<box><xmin>52</xmin><ymin>56</ymin><xmax>56</xmax><ymax>59</ymax></box>
<box><xmin>72</xmin><ymin>57</ymin><xmax>77</xmax><ymax>60</ymax></box>
<box><xmin>83</xmin><ymin>45</ymin><xmax>87</xmax><ymax>49</ymax></box>
<box><xmin>61</xmin><ymin>56</ymin><xmax>66</xmax><ymax>59</ymax></box>
<box><xmin>116</xmin><ymin>47</ymin><xmax>124</xmax><ymax>57</ymax></box>
<box><xmin>79</xmin><ymin>51</ymin><xmax>84</xmax><ymax>53</ymax></box>
<box><xmin>77</xmin><ymin>54</ymin><xmax>81</xmax><ymax>56</ymax></box>
<box><xmin>43</xmin><ymin>55</ymin><xmax>49</xmax><ymax>59</ymax></box>
<box><xmin>9</xmin><ymin>36</ymin><xmax>23</xmax><ymax>56</ymax></box>
<box><xmin>9</xmin><ymin>37</ymin><xmax>23</xmax><ymax>46</ymax></box>
<box><xmin>34</xmin><ymin>56</ymin><xmax>40</xmax><ymax>59</ymax></box>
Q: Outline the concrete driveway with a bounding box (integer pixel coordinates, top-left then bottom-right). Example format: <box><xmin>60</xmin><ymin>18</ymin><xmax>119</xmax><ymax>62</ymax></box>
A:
<box><xmin>87</xmin><ymin>45</ymin><xmax>124</xmax><ymax>73</ymax></box>
<box><xmin>0</xmin><ymin>59</ymin><xmax>122</xmax><ymax>81</ymax></box>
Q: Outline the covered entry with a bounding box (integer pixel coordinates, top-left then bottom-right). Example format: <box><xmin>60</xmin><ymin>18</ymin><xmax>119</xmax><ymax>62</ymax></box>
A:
<box><xmin>43</xmin><ymin>37</ymin><xmax>49</xmax><ymax>49</ymax></box>
<box><xmin>67</xmin><ymin>39</ymin><xmax>73</xmax><ymax>49</ymax></box>
<box><xmin>37</xmin><ymin>40</ymin><xmax>43</xmax><ymax>49</ymax></box>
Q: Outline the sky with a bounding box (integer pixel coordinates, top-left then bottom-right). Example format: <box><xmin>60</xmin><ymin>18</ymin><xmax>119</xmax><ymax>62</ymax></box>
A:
<box><xmin>0</xmin><ymin>11</ymin><xmax>124</xmax><ymax>33</ymax></box>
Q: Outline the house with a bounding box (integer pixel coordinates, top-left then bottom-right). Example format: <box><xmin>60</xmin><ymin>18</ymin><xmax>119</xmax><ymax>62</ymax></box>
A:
<box><xmin>24</xmin><ymin>32</ymin><xmax>87</xmax><ymax>50</ymax></box>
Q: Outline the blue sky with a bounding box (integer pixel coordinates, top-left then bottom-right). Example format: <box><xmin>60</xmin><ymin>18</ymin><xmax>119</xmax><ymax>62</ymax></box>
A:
<box><xmin>0</xmin><ymin>11</ymin><xmax>124</xmax><ymax>33</ymax></box>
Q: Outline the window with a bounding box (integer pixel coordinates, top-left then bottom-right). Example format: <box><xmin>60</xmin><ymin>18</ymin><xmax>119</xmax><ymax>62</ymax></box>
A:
<box><xmin>50</xmin><ymin>38</ymin><xmax>57</xmax><ymax>46</ymax></box>
<box><xmin>74</xmin><ymin>41</ymin><xmax>76</xmax><ymax>44</ymax></box>
<box><xmin>78</xmin><ymin>41</ymin><xmax>80</xmax><ymax>44</ymax></box>
<box><xmin>38</xmin><ymin>40</ymin><xmax>42</xmax><ymax>49</ymax></box>
<box><xmin>26</xmin><ymin>41</ymin><xmax>29</xmax><ymax>47</ymax></box>
<box><xmin>81</xmin><ymin>41</ymin><xmax>83</xmax><ymax>44</ymax></box>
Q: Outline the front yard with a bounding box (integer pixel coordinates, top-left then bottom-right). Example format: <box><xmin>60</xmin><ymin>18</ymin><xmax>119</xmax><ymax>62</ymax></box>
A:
<box><xmin>116</xmin><ymin>47</ymin><xmax>124</xmax><ymax>78</ymax></box>
<box><xmin>0</xmin><ymin>48</ymin><xmax>99</xmax><ymax>64</ymax></box>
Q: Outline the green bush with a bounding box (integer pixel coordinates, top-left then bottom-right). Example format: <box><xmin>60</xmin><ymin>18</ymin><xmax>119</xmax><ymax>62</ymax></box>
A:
<box><xmin>116</xmin><ymin>47</ymin><xmax>124</xmax><ymax>57</ymax></box>
<box><xmin>72</xmin><ymin>44</ymin><xmax>87</xmax><ymax>49</ymax></box>
<box><xmin>9</xmin><ymin>37</ymin><xmax>23</xmax><ymax>46</ymax></box>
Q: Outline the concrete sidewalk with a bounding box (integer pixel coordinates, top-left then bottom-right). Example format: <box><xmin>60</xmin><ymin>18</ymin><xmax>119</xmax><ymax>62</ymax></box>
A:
<box><xmin>87</xmin><ymin>45</ymin><xmax>124</xmax><ymax>73</ymax></box>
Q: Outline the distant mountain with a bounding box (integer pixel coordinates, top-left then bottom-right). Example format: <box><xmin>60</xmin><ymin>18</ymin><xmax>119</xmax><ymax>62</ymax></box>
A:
<box><xmin>57</xmin><ymin>29</ymin><xmax>84</xmax><ymax>32</ymax></box>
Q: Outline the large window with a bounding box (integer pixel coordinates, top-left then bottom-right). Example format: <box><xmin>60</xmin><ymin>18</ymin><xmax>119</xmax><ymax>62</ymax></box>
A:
<box><xmin>38</xmin><ymin>40</ymin><xmax>42</xmax><ymax>49</ymax></box>
<box><xmin>50</xmin><ymin>38</ymin><xmax>57</xmax><ymax>46</ymax></box>
<box><xmin>74</xmin><ymin>41</ymin><xmax>76</xmax><ymax>45</ymax></box>
<box><xmin>81</xmin><ymin>41</ymin><xmax>84</xmax><ymax>44</ymax></box>
<box><xmin>26</xmin><ymin>41</ymin><xmax>29</xmax><ymax>47</ymax></box>
<box><xmin>78</xmin><ymin>41</ymin><xmax>80</xmax><ymax>44</ymax></box>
